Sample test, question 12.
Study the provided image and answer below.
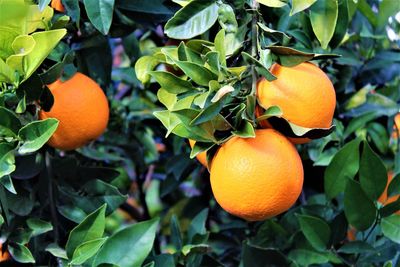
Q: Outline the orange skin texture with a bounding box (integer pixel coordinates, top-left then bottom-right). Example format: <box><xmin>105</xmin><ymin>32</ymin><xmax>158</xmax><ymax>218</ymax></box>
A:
<box><xmin>210</xmin><ymin>129</ymin><xmax>304</xmax><ymax>221</ymax></box>
<box><xmin>0</xmin><ymin>244</ymin><xmax>10</xmax><ymax>262</ymax></box>
<box><xmin>39</xmin><ymin>72</ymin><xmax>109</xmax><ymax>151</ymax></box>
<box><xmin>256</xmin><ymin>63</ymin><xmax>336</xmax><ymax>143</ymax></box>
<box><xmin>378</xmin><ymin>172</ymin><xmax>400</xmax><ymax>215</ymax></box>
<box><xmin>188</xmin><ymin>139</ymin><xmax>207</xmax><ymax>167</ymax></box>
<box><xmin>347</xmin><ymin>226</ymin><xmax>357</xmax><ymax>241</ymax></box>
<box><xmin>51</xmin><ymin>0</ymin><xmax>65</xmax><ymax>12</ymax></box>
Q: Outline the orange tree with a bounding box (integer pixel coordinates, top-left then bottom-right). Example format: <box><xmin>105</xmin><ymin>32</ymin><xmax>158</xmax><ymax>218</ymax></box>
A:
<box><xmin>0</xmin><ymin>0</ymin><xmax>399</xmax><ymax>266</ymax></box>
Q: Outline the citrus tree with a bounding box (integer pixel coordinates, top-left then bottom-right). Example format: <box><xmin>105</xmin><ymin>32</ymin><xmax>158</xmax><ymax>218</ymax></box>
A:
<box><xmin>0</xmin><ymin>0</ymin><xmax>399</xmax><ymax>266</ymax></box>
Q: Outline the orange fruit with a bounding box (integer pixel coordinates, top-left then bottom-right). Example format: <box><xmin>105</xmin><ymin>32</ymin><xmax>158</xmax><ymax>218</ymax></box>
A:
<box><xmin>51</xmin><ymin>0</ymin><xmax>65</xmax><ymax>12</ymax></box>
<box><xmin>0</xmin><ymin>243</ymin><xmax>10</xmax><ymax>262</ymax></box>
<box><xmin>256</xmin><ymin>62</ymin><xmax>336</xmax><ymax>144</ymax></box>
<box><xmin>346</xmin><ymin>226</ymin><xmax>357</xmax><ymax>241</ymax></box>
<box><xmin>391</xmin><ymin>113</ymin><xmax>400</xmax><ymax>139</ymax></box>
<box><xmin>378</xmin><ymin>172</ymin><xmax>400</xmax><ymax>215</ymax></box>
<box><xmin>188</xmin><ymin>140</ymin><xmax>207</xmax><ymax>167</ymax></box>
<box><xmin>210</xmin><ymin>129</ymin><xmax>304</xmax><ymax>221</ymax></box>
<box><xmin>39</xmin><ymin>72</ymin><xmax>109</xmax><ymax>151</ymax></box>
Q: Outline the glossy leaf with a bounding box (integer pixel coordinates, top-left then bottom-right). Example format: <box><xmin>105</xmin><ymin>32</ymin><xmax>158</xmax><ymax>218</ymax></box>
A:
<box><xmin>310</xmin><ymin>0</ymin><xmax>338</xmax><ymax>49</ymax></box>
<box><xmin>8</xmin><ymin>243</ymin><xmax>35</xmax><ymax>263</ymax></box>
<box><xmin>297</xmin><ymin>214</ymin><xmax>331</xmax><ymax>251</ymax></box>
<box><xmin>65</xmin><ymin>204</ymin><xmax>106</xmax><ymax>258</ymax></box>
<box><xmin>93</xmin><ymin>218</ymin><xmax>159</xmax><ymax>267</ymax></box>
<box><xmin>18</xmin><ymin>119</ymin><xmax>58</xmax><ymax>154</ymax></box>
<box><xmin>290</xmin><ymin>0</ymin><xmax>317</xmax><ymax>15</ymax></box>
<box><xmin>70</xmin><ymin>237</ymin><xmax>107</xmax><ymax>265</ymax></box>
<box><xmin>381</xmin><ymin>215</ymin><xmax>400</xmax><ymax>244</ymax></box>
<box><xmin>165</xmin><ymin>0</ymin><xmax>219</xmax><ymax>39</ymax></box>
<box><xmin>344</xmin><ymin>179</ymin><xmax>376</xmax><ymax>231</ymax></box>
<box><xmin>324</xmin><ymin>138</ymin><xmax>361</xmax><ymax>199</ymax></box>
<box><xmin>175</xmin><ymin>61</ymin><xmax>217</xmax><ymax>86</ymax></box>
<box><xmin>83</xmin><ymin>0</ymin><xmax>115</xmax><ymax>35</ymax></box>
<box><xmin>359</xmin><ymin>141</ymin><xmax>387</xmax><ymax>200</ymax></box>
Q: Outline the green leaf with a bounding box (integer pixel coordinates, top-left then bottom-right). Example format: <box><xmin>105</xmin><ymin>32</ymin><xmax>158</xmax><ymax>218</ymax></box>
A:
<box><xmin>377</xmin><ymin>0</ymin><xmax>400</xmax><ymax>29</ymax></box>
<box><xmin>8</xmin><ymin>242</ymin><xmax>35</xmax><ymax>264</ymax></box>
<box><xmin>343</xmin><ymin>111</ymin><xmax>378</xmax><ymax>139</ymax></box>
<box><xmin>388</xmin><ymin>174</ymin><xmax>400</xmax><ymax>198</ymax></box>
<box><xmin>329</xmin><ymin>0</ymin><xmax>349</xmax><ymax>48</ymax></box>
<box><xmin>170</xmin><ymin>215</ymin><xmax>183</xmax><ymax>250</ymax></box>
<box><xmin>83</xmin><ymin>0</ymin><xmax>115</xmax><ymax>35</ymax></box>
<box><xmin>190</xmin><ymin>100</ymin><xmax>224</xmax><ymax>126</ymax></box>
<box><xmin>288</xmin><ymin>249</ymin><xmax>329</xmax><ymax>266</ymax></box>
<box><xmin>135</xmin><ymin>56</ymin><xmax>160</xmax><ymax>84</ymax></box>
<box><xmin>66</xmin><ymin>204</ymin><xmax>106</xmax><ymax>258</ymax></box>
<box><xmin>93</xmin><ymin>218</ymin><xmax>159</xmax><ymax>267</ymax></box>
<box><xmin>324</xmin><ymin>138</ymin><xmax>361</xmax><ymax>199</ymax></box>
<box><xmin>297</xmin><ymin>214</ymin><xmax>331</xmax><ymax>251</ymax></box>
<box><xmin>357</xmin><ymin>0</ymin><xmax>377</xmax><ymax>27</ymax></box>
<box><xmin>381</xmin><ymin>215</ymin><xmax>400</xmax><ymax>244</ymax></box>
<box><xmin>290</xmin><ymin>0</ymin><xmax>317</xmax><ymax>15</ymax></box>
<box><xmin>309</xmin><ymin>0</ymin><xmax>338</xmax><ymax>49</ymax></box>
<box><xmin>338</xmin><ymin>241</ymin><xmax>375</xmax><ymax>254</ymax></box>
<box><xmin>256</xmin><ymin>0</ymin><xmax>286</xmax><ymax>8</ymax></box>
<box><xmin>20</xmin><ymin>29</ymin><xmax>66</xmax><ymax>81</ymax></box>
<box><xmin>150</xmin><ymin>71</ymin><xmax>195</xmax><ymax>94</ymax></box>
<box><xmin>165</xmin><ymin>0</ymin><xmax>219</xmax><ymax>39</ymax></box>
<box><xmin>18</xmin><ymin>118</ymin><xmax>59</xmax><ymax>155</ymax></box>
<box><xmin>359</xmin><ymin>141</ymin><xmax>387</xmax><ymax>200</ymax></box>
<box><xmin>0</xmin><ymin>57</ymin><xmax>15</xmax><ymax>83</ymax></box>
<box><xmin>70</xmin><ymin>237</ymin><xmax>107</xmax><ymax>265</ymax></box>
<box><xmin>380</xmin><ymin>199</ymin><xmax>400</xmax><ymax>218</ymax></box>
<box><xmin>175</xmin><ymin>61</ymin><xmax>217</xmax><ymax>86</ymax></box>
<box><xmin>268</xmin><ymin>46</ymin><xmax>315</xmax><ymax>67</ymax></box>
<box><xmin>0</xmin><ymin>143</ymin><xmax>16</xmax><ymax>178</ymax></box>
<box><xmin>26</xmin><ymin>218</ymin><xmax>53</xmax><ymax>236</ymax></box>
<box><xmin>214</xmin><ymin>29</ymin><xmax>226</xmax><ymax>67</ymax></box>
<box><xmin>0</xmin><ymin>107</ymin><xmax>22</xmax><ymax>137</ymax></box>
<box><xmin>241</xmin><ymin>52</ymin><xmax>276</xmax><ymax>81</ymax></box>
<box><xmin>0</xmin><ymin>175</ymin><xmax>15</xmax><ymax>194</ymax></box>
<box><xmin>188</xmin><ymin>208</ymin><xmax>208</xmax><ymax>241</ymax></box>
<box><xmin>344</xmin><ymin>179</ymin><xmax>376</xmax><ymax>231</ymax></box>
<box><xmin>45</xmin><ymin>243</ymin><xmax>68</xmax><ymax>260</ymax></box>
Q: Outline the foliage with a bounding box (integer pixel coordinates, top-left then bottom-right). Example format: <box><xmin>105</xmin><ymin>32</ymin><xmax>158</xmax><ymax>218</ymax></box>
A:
<box><xmin>0</xmin><ymin>0</ymin><xmax>398</xmax><ymax>266</ymax></box>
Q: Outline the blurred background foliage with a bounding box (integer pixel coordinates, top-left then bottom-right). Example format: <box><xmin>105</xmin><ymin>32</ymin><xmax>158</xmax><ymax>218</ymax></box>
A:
<box><xmin>0</xmin><ymin>0</ymin><xmax>399</xmax><ymax>266</ymax></box>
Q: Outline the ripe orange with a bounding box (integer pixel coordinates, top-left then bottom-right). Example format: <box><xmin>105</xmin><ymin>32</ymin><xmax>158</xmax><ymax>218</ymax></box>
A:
<box><xmin>347</xmin><ymin>226</ymin><xmax>357</xmax><ymax>241</ymax></box>
<box><xmin>378</xmin><ymin>172</ymin><xmax>400</xmax><ymax>215</ymax></box>
<box><xmin>51</xmin><ymin>0</ymin><xmax>65</xmax><ymax>12</ymax></box>
<box><xmin>391</xmin><ymin>113</ymin><xmax>400</xmax><ymax>139</ymax></box>
<box><xmin>39</xmin><ymin>72</ymin><xmax>109</xmax><ymax>151</ymax></box>
<box><xmin>210</xmin><ymin>129</ymin><xmax>304</xmax><ymax>221</ymax></box>
<box><xmin>188</xmin><ymin>140</ymin><xmax>207</xmax><ymax>167</ymax></box>
<box><xmin>0</xmin><ymin>243</ymin><xmax>10</xmax><ymax>262</ymax></box>
<box><xmin>256</xmin><ymin>62</ymin><xmax>336</xmax><ymax>144</ymax></box>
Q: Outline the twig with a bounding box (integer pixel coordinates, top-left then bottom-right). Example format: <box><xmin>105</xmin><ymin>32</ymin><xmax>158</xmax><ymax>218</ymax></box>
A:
<box><xmin>250</xmin><ymin>0</ymin><xmax>259</xmax><ymax>95</ymax></box>
<box><xmin>45</xmin><ymin>152</ymin><xmax>63</xmax><ymax>267</ymax></box>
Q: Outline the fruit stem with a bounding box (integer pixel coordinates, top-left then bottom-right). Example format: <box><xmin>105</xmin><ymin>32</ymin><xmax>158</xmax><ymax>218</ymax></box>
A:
<box><xmin>251</xmin><ymin>0</ymin><xmax>259</xmax><ymax>95</ymax></box>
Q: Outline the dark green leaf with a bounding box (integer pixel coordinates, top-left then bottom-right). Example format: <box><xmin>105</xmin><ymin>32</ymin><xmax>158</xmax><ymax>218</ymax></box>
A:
<box><xmin>324</xmin><ymin>138</ymin><xmax>361</xmax><ymax>199</ymax></box>
<box><xmin>0</xmin><ymin>143</ymin><xmax>16</xmax><ymax>178</ymax></box>
<box><xmin>388</xmin><ymin>174</ymin><xmax>400</xmax><ymax>198</ymax></box>
<box><xmin>288</xmin><ymin>249</ymin><xmax>329</xmax><ymax>266</ymax></box>
<box><xmin>83</xmin><ymin>0</ymin><xmax>115</xmax><ymax>35</ymax></box>
<box><xmin>8</xmin><ymin>243</ymin><xmax>35</xmax><ymax>264</ymax></box>
<box><xmin>26</xmin><ymin>218</ymin><xmax>53</xmax><ymax>236</ymax></box>
<box><xmin>338</xmin><ymin>241</ymin><xmax>375</xmax><ymax>254</ymax></box>
<box><xmin>241</xmin><ymin>52</ymin><xmax>276</xmax><ymax>81</ymax></box>
<box><xmin>344</xmin><ymin>179</ymin><xmax>376</xmax><ymax>231</ymax></box>
<box><xmin>297</xmin><ymin>214</ymin><xmax>331</xmax><ymax>251</ymax></box>
<box><xmin>0</xmin><ymin>107</ymin><xmax>21</xmax><ymax>137</ymax></box>
<box><xmin>242</xmin><ymin>243</ymin><xmax>289</xmax><ymax>267</ymax></box>
<box><xmin>359</xmin><ymin>141</ymin><xmax>387</xmax><ymax>200</ymax></box>
<box><xmin>93</xmin><ymin>218</ymin><xmax>159</xmax><ymax>267</ymax></box>
<box><xmin>188</xmin><ymin>208</ymin><xmax>208</xmax><ymax>241</ymax></box>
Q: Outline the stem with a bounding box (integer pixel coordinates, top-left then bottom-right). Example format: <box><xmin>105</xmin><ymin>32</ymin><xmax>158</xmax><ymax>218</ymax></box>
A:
<box><xmin>330</xmin><ymin>248</ymin><xmax>353</xmax><ymax>267</ymax></box>
<box><xmin>45</xmin><ymin>152</ymin><xmax>63</xmax><ymax>267</ymax></box>
<box><xmin>250</xmin><ymin>0</ymin><xmax>259</xmax><ymax>95</ymax></box>
<box><xmin>45</xmin><ymin>152</ymin><xmax>59</xmax><ymax>244</ymax></box>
